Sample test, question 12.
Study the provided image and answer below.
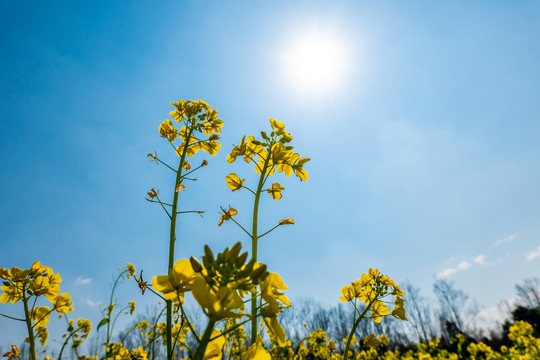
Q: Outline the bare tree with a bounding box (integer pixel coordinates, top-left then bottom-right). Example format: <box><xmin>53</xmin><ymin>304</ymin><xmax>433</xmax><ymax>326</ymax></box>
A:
<box><xmin>515</xmin><ymin>278</ymin><xmax>540</xmax><ymax>308</ymax></box>
<box><xmin>433</xmin><ymin>279</ymin><xmax>478</xmax><ymax>344</ymax></box>
<box><xmin>401</xmin><ymin>282</ymin><xmax>438</xmax><ymax>343</ymax></box>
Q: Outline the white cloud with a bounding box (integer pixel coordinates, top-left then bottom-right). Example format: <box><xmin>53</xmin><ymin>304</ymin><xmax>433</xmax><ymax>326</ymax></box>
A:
<box><xmin>85</xmin><ymin>299</ymin><xmax>101</xmax><ymax>307</ymax></box>
<box><xmin>471</xmin><ymin>305</ymin><xmax>506</xmax><ymax>334</ymax></box>
<box><xmin>526</xmin><ymin>245</ymin><xmax>540</xmax><ymax>261</ymax></box>
<box><xmin>75</xmin><ymin>277</ymin><xmax>92</xmax><ymax>285</ymax></box>
<box><xmin>436</xmin><ymin>260</ymin><xmax>471</xmax><ymax>280</ymax></box>
<box><xmin>473</xmin><ymin>254</ymin><xmax>486</xmax><ymax>265</ymax></box>
<box><xmin>495</xmin><ymin>234</ymin><xmax>517</xmax><ymax>246</ymax></box>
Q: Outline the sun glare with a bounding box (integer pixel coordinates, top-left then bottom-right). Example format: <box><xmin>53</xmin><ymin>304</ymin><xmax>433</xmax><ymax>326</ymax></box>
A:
<box><xmin>281</xmin><ymin>28</ymin><xmax>350</xmax><ymax>95</ymax></box>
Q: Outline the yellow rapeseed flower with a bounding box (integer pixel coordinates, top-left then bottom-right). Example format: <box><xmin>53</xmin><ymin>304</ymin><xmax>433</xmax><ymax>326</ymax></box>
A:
<box><xmin>36</xmin><ymin>326</ymin><xmax>48</xmax><ymax>346</ymax></box>
<box><xmin>279</xmin><ymin>218</ymin><xmax>294</xmax><ymax>225</ymax></box>
<box><xmin>159</xmin><ymin>120</ymin><xmax>176</xmax><ymax>141</ymax></box>
<box><xmin>218</xmin><ymin>206</ymin><xmax>238</xmax><ymax>227</ymax></box>
<box><xmin>260</xmin><ymin>272</ymin><xmax>291</xmax><ymax>313</ymax></box>
<box><xmin>328</xmin><ymin>339</ymin><xmax>337</xmax><ymax>352</ymax></box>
<box><xmin>2</xmin><ymin>345</ymin><xmax>19</xmax><ymax>360</ymax></box>
<box><xmin>364</xmin><ymin>334</ymin><xmax>380</xmax><ymax>348</ymax></box>
<box><xmin>191</xmin><ymin>275</ymin><xmax>243</xmax><ymax>321</ymax></box>
<box><xmin>30</xmin><ymin>306</ymin><xmax>51</xmax><ymax>326</ymax></box>
<box><xmin>225</xmin><ymin>173</ymin><xmax>245</xmax><ymax>191</ymax></box>
<box><xmin>370</xmin><ymin>300</ymin><xmax>389</xmax><ymax>323</ymax></box>
<box><xmin>203</xmin><ymin>330</ymin><xmax>226</xmax><ymax>360</ymax></box>
<box><xmin>245</xmin><ymin>342</ymin><xmax>271</xmax><ymax>360</ymax></box>
<box><xmin>129</xmin><ymin>301</ymin><xmax>136</xmax><ymax>315</ymax></box>
<box><xmin>0</xmin><ymin>283</ymin><xmax>22</xmax><ymax>304</ymax></box>
<box><xmin>77</xmin><ymin>318</ymin><xmax>92</xmax><ymax>339</ymax></box>
<box><xmin>266</xmin><ymin>183</ymin><xmax>285</xmax><ymax>200</ymax></box>
<box><xmin>126</xmin><ymin>262</ymin><xmax>136</xmax><ymax>277</ymax></box>
<box><xmin>53</xmin><ymin>293</ymin><xmax>73</xmax><ymax>314</ymax></box>
<box><xmin>152</xmin><ymin>259</ymin><xmax>195</xmax><ymax>303</ymax></box>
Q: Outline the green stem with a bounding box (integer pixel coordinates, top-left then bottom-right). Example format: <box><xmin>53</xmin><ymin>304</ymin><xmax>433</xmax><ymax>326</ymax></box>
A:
<box><xmin>230</xmin><ymin>217</ymin><xmax>252</xmax><ymax>238</ymax></box>
<box><xmin>155</xmin><ymin>195</ymin><xmax>172</xmax><ymax>219</ymax></box>
<box><xmin>258</xmin><ymin>223</ymin><xmax>280</xmax><ymax>239</ymax></box>
<box><xmin>241</xmin><ymin>186</ymin><xmax>256</xmax><ymax>195</ymax></box>
<box><xmin>0</xmin><ymin>313</ymin><xmax>25</xmax><ymax>321</ymax></box>
<box><xmin>250</xmin><ymin>154</ymin><xmax>271</xmax><ymax>344</ymax></box>
<box><xmin>176</xmin><ymin>292</ymin><xmax>199</xmax><ymax>343</ymax></box>
<box><xmin>156</xmin><ymin>158</ymin><xmax>177</xmax><ymax>172</ymax></box>
<box><xmin>167</xmin><ymin>126</ymin><xmax>193</xmax><ymax>360</ymax></box>
<box><xmin>106</xmin><ymin>270</ymin><xmax>128</xmax><ymax>344</ymax></box>
<box><xmin>209</xmin><ymin>318</ymin><xmax>251</xmax><ymax>341</ymax></box>
<box><xmin>147</xmin><ymin>306</ymin><xmax>166</xmax><ymax>360</ymax></box>
<box><xmin>147</xmin><ymin>199</ymin><xmax>173</xmax><ymax>207</ymax></box>
<box><xmin>193</xmin><ymin>319</ymin><xmax>217</xmax><ymax>360</ymax></box>
<box><xmin>22</xmin><ymin>289</ymin><xmax>37</xmax><ymax>360</ymax></box>
<box><xmin>177</xmin><ymin>210</ymin><xmax>204</xmax><ymax>215</ymax></box>
<box><xmin>57</xmin><ymin>330</ymin><xmax>77</xmax><ymax>360</ymax></box>
<box><xmin>343</xmin><ymin>300</ymin><xmax>375</xmax><ymax>360</ymax></box>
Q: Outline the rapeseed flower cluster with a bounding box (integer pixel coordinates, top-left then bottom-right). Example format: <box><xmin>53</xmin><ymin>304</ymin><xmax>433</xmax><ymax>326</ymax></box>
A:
<box><xmin>0</xmin><ymin>262</ymin><xmax>75</xmax><ymax>360</ymax></box>
<box><xmin>158</xmin><ymin>99</ymin><xmax>223</xmax><ymax>158</ymax></box>
<box><xmin>226</xmin><ymin>118</ymin><xmax>310</xmax><ymax>196</ymax></box>
<box><xmin>339</xmin><ymin>268</ymin><xmax>407</xmax><ymax>323</ymax></box>
<box><xmin>151</xmin><ymin>242</ymin><xmax>291</xmax><ymax>359</ymax></box>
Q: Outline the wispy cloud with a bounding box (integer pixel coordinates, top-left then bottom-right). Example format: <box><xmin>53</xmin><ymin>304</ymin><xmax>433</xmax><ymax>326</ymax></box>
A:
<box><xmin>75</xmin><ymin>277</ymin><xmax>92</xmax><ymax>285</ymax></box>
<box><xmin>436</xmin><ymin>260</ymin><xmax>471</xmax><ymax>280</ymax></box>
<box><xmin>86</xmin><ymin>299</ymin><xmax>101</xmax><ymax>307</ymax></box>
<box><xmin>473</xmin><ymin>254</ymin><xmax>486</xmax><ymax>265</ymax></box>
<box><xmin>495</xmin><ymin>234</ymin><xmax>517</xmax><ymax>246</ymax></box>
<box><xmin>526</xmin><ymin>245</ymin><xmax>540</xmax><ymax>261</ymax></box>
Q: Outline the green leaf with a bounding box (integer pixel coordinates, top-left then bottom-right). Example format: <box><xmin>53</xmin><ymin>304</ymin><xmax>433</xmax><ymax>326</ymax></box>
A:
<box><xmin>97</xmin><ymin>318</ymin><xmax>110</xmax><ymax>332</ymax></box>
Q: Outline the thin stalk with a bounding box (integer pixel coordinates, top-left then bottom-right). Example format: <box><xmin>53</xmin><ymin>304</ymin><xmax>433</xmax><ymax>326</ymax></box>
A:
<box><xmin>57</xmin><ymin>330</ymin><xmax>77</xmax><ymax>360</ymax></box>
<box><xmin>146</xmin><ymin>306</ymin><xmax>166</xmax><ymax>360</ymax></box>
<box><xmin>209</xmin><ymin>302</ymin><xmax>265</xmax><ymax>342</ymax></box>
<box><xmin>209</xmin><ymin>318</ymin><xmax>251</xmax><ymax>341</ymax></box>
<box><xmin>193</xmin><ymin>319</ymin><xmax>217</xmax><ymax>360</ymax></box>
<box><xmin>22</xmin><ymin>289</ymin><xmax>37</xmax><ymax>360</ymax></box>
<box><xmin>241</xmin><ymin>186</ymin><xmax>256</xmax><ymax>195</ymax></box>
<box><xmin>250</xmin><ymin>154</ymin><xmax>271</xmax><ymax>343</ymax></box>
<box><xmin>176</xmin><ymin>293</ymin><xmax>199</xmax><ymax>343</ymax></box>
<box><xmin>0</xmin><ymin>313</ymin><xmax>25</xmax><ymax>321</ymax></box>
<box><xmin>154</xmin><ymin>195</ymin><xmax>172</xmax><ymax>219</ymax></box>
<box><xmin>167</xmin><ymin>126</ymin><xmax>194</xmax><ymax>360</ymax></box>
<box><xmin>343</xmin><ymin>299</ymin><xmax>375</xmax><ymax>360</ymax></box>
<box><xmin>230</xmin><ymin>217</ymin><xmax>252</xmax><ymax>238</ymax></box>
<box><xmin>258</xmin><ymin>224</ymin><xmax>280</xmax><ymax>239</ymax></box>
<box><xmin>106</xmin><ymin>270</ymin><xmax>128</xmax><ymax>344</ymax></box>
<box><xmin>156</xmin><ymin>159</ymin><xmax>177</xmax><ymax>173</ymax></box>
<box><xmin>176</xmin><ymin>210</ymin><xmax>204</xmax><ymax>215</ymax></box>
<box><xmin>171</xmin><ymin>321</ymin><xmax>185</xmax><ymax>353</ymax></box>
<box><xmin>146</xmin><ymin>199</ymin><xmax>173</xmax><ymax>207</ymax></box>
<box><xmin>110</xmin><ymin>305</ymin><xmax>129</xmax><ymax>337</ymax></box>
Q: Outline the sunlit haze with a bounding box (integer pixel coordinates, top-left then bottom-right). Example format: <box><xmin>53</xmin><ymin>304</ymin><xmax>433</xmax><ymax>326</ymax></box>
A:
<box><xmin>280</xmin><ymin>27</ymin><xmax>351</xmax><ymax>95</ymax></box>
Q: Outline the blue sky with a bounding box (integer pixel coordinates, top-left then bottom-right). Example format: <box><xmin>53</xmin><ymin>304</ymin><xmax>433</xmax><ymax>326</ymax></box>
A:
<box><xmin>1</xmin><ymin>0</ymin><xmax>540</xmax><ymax>347</ymax></box>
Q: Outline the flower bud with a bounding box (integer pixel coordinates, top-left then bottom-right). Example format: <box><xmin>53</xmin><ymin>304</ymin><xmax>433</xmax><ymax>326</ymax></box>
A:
<box><xmin>204</xmin><ymin>245</ymin><xmax>215</xmax><ymax>263</ymax></box>
<box><xmin>251</xmin><ymin>264</ymin><xmax>267</xmax><ymax>281</ymax></box>
<box><xmin>227</xmin><ymin>242</ymin><xmax>242</xmax><ymax>262</ymax></box>
<box><xmin>190</xmin><ymin>257</ymin><xmax>203</xmax><ymax>273</ymax></box>
<box><xmin>235</xmin><ymin>252</ymin><xmax>248</xmax><ymax>267</ymax></box>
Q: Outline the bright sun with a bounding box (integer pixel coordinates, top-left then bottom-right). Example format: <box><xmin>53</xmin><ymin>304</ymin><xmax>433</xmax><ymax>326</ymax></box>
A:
<box><xmin>281</xmin><ymin>28</ymin><xmax>350</xmax><ymax>95</ymax></box>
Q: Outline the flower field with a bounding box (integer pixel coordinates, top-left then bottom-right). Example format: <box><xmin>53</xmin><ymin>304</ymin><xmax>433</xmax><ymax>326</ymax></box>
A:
<box><xmin>2</xmin><ymin>100</ymin><xmax>539</xmax><ymax>360</ymax></box>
